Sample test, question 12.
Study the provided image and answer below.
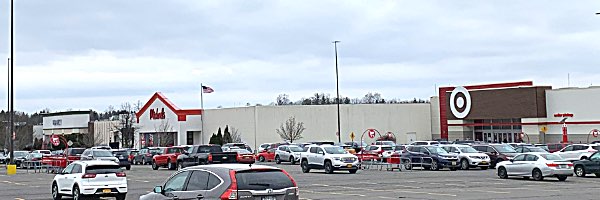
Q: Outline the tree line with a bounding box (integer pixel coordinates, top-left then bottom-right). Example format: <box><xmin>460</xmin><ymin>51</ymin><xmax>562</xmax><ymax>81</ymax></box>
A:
<box><xmin>275</xmin><ymin>92</ymin><xmax>429</xmax><ymax>106</ymax></box>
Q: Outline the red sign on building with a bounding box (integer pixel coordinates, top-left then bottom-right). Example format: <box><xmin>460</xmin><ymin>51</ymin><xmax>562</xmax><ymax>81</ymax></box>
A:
<box><xmin>150</xmin><ymin>108</ymin><xmax>166</xmax><ymax>120</ymax></box>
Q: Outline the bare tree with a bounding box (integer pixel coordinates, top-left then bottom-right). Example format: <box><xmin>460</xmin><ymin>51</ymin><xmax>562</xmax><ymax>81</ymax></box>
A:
<box><xmin>276</xmin><ymin>116</ymin><xmax>306</xmax><ymax>143</ymax></box>
<box><xmin>80</xmin><ymin>131</ymin><xmax>106</xmax><ymax>147</ymax></box>
<box><xmin>114</xmin><ymin>102</ymin><xmax>137</xmax><ymax>148</ymax></box>
<box><xmin>154</xmin><ymin>120</ymin><xmax>174</xmax><ymax>147</ymax></box>
<box><xmin>276</xmin><ymin>94</ymin><xmax>291</xmax><ymax>105</ymax></box>
<box><xmin>230</xmin><ymin>126</ymin><xmax>243</xmax><ymax>143</ymax></box>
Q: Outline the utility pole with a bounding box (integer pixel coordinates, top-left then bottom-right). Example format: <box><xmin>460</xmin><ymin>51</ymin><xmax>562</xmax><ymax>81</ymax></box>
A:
<box><xmin>9</xmin><ymin>0</ymin><xmax>15</xmax><ymax>164</ymax></box>
<box><xmin>333</xmin><ymin>41</ymin><xmax>341</xmax><ymax>143</ymax></box>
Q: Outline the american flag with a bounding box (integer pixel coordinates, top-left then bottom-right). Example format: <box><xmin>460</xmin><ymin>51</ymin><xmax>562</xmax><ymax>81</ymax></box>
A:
<box><xmin>202</xmin><ymin>85</ymin><xmax>214</xmax><ymax>93</ymax></box>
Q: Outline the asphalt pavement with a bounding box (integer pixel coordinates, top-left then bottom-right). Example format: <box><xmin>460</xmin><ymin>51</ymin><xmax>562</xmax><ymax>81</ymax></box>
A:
<box><xmin>1</xmin><ymin>163</ymin><xmax>599</xmax><ymax>200</ymax></box>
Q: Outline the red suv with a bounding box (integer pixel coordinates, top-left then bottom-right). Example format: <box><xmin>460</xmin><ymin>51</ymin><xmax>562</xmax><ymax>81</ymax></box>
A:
<box><xmin>152</xmin><ymin>147</ymin><xmax>184</xmax><ymax>170</ymax></box>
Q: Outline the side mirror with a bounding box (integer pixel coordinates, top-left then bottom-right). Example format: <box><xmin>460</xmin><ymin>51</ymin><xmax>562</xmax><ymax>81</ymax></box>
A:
<box><xmin>286</xmin><ymin>150</ymin><xmax>291</xmax><ymax>153</ymax></box>
<box><xmin>454</xmin><ymin>151</ymin><xmax>460</xmax><ymax>154</ymax></box>
<box><xmin>153</xmin><ymin>186</ymin><xmax>163</xmax><ymax>194</ymax></box>
<box><xmin>509</xmin><ymin>159</ymin><xmax>514</xmax><ymax>162</ymax></box>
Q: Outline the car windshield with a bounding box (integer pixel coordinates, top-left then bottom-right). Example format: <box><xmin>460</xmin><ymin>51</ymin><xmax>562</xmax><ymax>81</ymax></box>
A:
<box><xmin>492</xmin><ymin>145</ymin><xmax>517</xmax><ymax>153</ymax></box>
<box><xmin>14</xmin><ymin>152</ymin><xmax>28</xmax><ymax>157</ymax></box>
<box><xmin>232</xmin><ymin>149</ymin><xmax>251</xmax><ymax>154</ymax></box>
<box><xmin>395</xmin><ymin>146</ymin><xmax>404</xmax><ymax>151</ymax></box>
<box><xmin>458</xmin><ymin>147</ymin><xmax>478</xmax><ymax>153</ymax></box>
<box><xmin>149</xmin><ymin>149</ymin><xmax>162</xmax><ymax>153</ymax></box>
<box><xmin>38</xmin><ymin>150</ymin><xmax>50</xmax><ymax>154</ymax></box>
<box><xmin>528</xmin><ymin>147</ymin><xmax>547</xmax><ymax>152</ymax></box>
<box><xmin>289</xmin><ymin>146</ymin><xmax>303</xmax><ymax>152</ymax></box>
<box><xmin>30</xmin><ymin>153</ymin><xmax>43</xmax><ymax>158</ymax></box>
<box><xmin>539</xmin><ymin>154</ymin><xmax>564</xmax><ymax>161</ymax></box>
<box><xmin>593</xmin><ymin>146</ymin><xmax>600</xmax><ymax>151</ymax></box>
<box><xmin>381</xmin><ymin>146</ymin><xmax>394</xmax><ymax>151</ymax></box>
<box><xmin>425</xmin><ymin>146</ymin><xmax>448</xmax><ymax>154</ymax></box>
<box><xmin>93</xmin><ymin>150</ymin><xmax>114</xmax><ymax>157</ymax></box>
<box><xmin>112</xmin><ymin>151</ymin><xmax>127</xmax><ymax>156</ymax></box>
<box><xmin>86</xmin><ymin>165</ymin><xmax>122</xmax><ymax>174</ymax></box>
<box><xmin>235</xmin><ymin>170</ymin><xmax>295</xmax><ymax>190</ymax></box>
<box><xmin>69</xmin><ymin>148</ymin><xmax>85</xmax><ymax>155</ymax></box>
<box><xmin>198</xmin><ymin>146</ymin><xmax>223</xmax><ymax>153</ymax></box>
<box><xmin>324</xmin><ymin>147</ymin><xmax>347</xmax><ymax>154</ymax></box>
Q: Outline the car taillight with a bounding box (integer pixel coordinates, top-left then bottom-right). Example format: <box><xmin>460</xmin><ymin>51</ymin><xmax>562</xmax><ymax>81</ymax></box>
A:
<box><xmin>116</xmin><ymin>172</ymin><xmax>126</xmax><ymax>177</ymax></box>
<box><xmin>82</xmin><ymin>173</ymin><xmax>96</xmax><ymax>178</ymax></box>
<box><xmin>208</xmin><ymin>154</ymin><xmax>213</xmax><ymax>162</ymax></box>
<box><xmin>281</xmin><ymin>170</ymin><xmax>299</xmax><ymax>196</ymax></box>
<box><xmin>236</xmin><ymin>154</ymin><xmax>242</xmax><ymax>161</ymax></box>
<box><xmin>220</xmin><ymin>170</ymin><xmax>238</xmax><ymax>200</ymax></box>
<box><xmin>567</xmin><ymin>163</ymin><xmax>574</xmax><ymax>167</ymax></box>
<box><xmin>588</xmin><ymin>149</ymin><xmax>598</xmax><ymax>153</ymax></box>
<box><xmin>546</xmin><ymin>163</ymin><xmax>559</xmax><ymax>167</ymax></box>
<box><xmin>146</xmin><ymin>153</ymin><xmax>152</xmax><ymax>156</ymax></box>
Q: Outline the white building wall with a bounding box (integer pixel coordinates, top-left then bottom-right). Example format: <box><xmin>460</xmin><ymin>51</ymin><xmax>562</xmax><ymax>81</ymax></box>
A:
<box><xmin>545</xmin><ymin>87</ymin><xmax>600</xmax><ymax>142</ymax></box>
<box><xmin>429</xmin><ymin>97</ymin><xmax>441</xmax><ymax>139</ymax></box>
<box><xmin>93</xmin><ymin>121</ymin><xmax>121</xmax><ymax>146</ymax></box>
<box><xmin>203</xmin><ymin>104</ymin><xmax>432</xmax><ymax>151</ymax></box>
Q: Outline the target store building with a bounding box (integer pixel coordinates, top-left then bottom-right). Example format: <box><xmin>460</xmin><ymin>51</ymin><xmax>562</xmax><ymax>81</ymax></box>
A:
<box><xmin>433</xmin><ymin>81</ymin><xmax>600</xmax><ymax>143</ymax></box>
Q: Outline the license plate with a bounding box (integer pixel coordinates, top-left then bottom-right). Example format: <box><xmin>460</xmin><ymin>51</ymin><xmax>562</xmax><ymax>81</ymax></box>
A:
<box><xmin>102</xmin><ymin>189</ymin><xmax>111</xmax><ymax>193</ymax></box>
<box><xmin>346</xmin><ymin>164</ymin><xmax>353</xmax><ymax>168</ymax></box>
<box><xmin>262</xmin><ymin>196</ymin><xmax>276</xmax><ymax>200</ymax></box>
<box><xmin>559</xmin><ymin>165</ymin><xmax>567</xmax><ymax>169</ymax></box>
<box><xmin>481</xmin><ymin>161</ymin><xmax>487</xmax><ymax>164</ymax></box>
<box><xmin>451</xmin><ymin>162</ymin><xmax>457</xmax><ymax>165</ymax></box>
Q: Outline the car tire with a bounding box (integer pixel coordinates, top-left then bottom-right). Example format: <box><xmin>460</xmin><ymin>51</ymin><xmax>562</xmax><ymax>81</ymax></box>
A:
<box><xmin>72</xmin><ymin>185</ymin><xmax>84</xmax><ymax>200</ymax></box>
<box><xmin>480</xmin><ymin>166</ymin><xmax>488</xmax><ymax>170</ymax></box>
<box><xmin>594</xmin><ymin>173</ymin><xmax>600</xmax><ymax>177</ymax></box>
<box><xmin>349</xmin><ymin>169</ymin><xmax>357</xmax><ymax>174</ymax></box>
<box><xmin>290</xmin><ymin>156</ymin><xmax>296</xmax><ymax>165</ymax></box>
<box><xmin>557</xmin><ymin>175</ymin><xmax>568</xmax><ymax>181</ymax></box>
<box><xmin>575</xmin><ymin>165</ymin><xmax>586</xmax><ymax>177</ymax></box>
<box><xmin>532</xmin><ymin>169</ymin><xmax>544</xmax><ymax>181</ymax></box>
<box><xmin>324</xmin><ymin>161</ymin><xmax>334</xmax><ymax>174</ymax></box>
<box><xmin>167</xmin><ymin>159</ymin><xmax>175</xmax><ymax>170</ymax></box>
<box><xmin>301</xmin><ymin>160</ymin><xmax>310</xmax><ymax>173</ymax></box>
<box><xmin>152</xmin><ymin>161</ymin><xmax>159</xmax><ymax>170</ymax></box>
<box><xmin>116</xmin><ymin>193</ymin><xmax>127</xmax><ymax>200</ymax></box>
<box><xmin>581</xmin><ymin>156</ymin><xmax>588</xmax><ymax>160</ymax></box>
<box><xmin>430</xmin><ymin>160</ymin><xmax>439</xmax><ymax>171</ymax></box>
<box><xmin>498</xmin><ymin>167</ymin><xmax>508</xmax><ymax>179</ymax></box>
<box><xmin>52</xmin><ymin>182</ymin><xmax>62</xmax><ymax>200</ymax></box>
<box><xmin>460</xmin><ymin>159</ymin><xmax>470</xmax><ymax>170</ymax></box>
<box><xmin>178</xmin><ymin>162</ymin><xmax>184</xmax><ymax>170</ymax></box>
<box><xmin>404</xmin><ymin>160</ymin><xmax>412</xmax><ymax>170</ymax></box>
<box><xmin>275</xmin><ymin>156</ymin><xmax>281</xmax><ymax>164</ymax></box>
<box><xmin>259</xmin><ymin>156</ymin><xmax>265</xmax><ymax>162</ymax></box>
<box><xmin>126</xmin><ymin>165</ymin><xmax>131</xmax><ymax>170</ymax></box>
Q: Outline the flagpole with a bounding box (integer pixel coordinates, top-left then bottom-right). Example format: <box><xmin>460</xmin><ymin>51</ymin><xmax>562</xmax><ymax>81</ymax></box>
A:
<box><xmin>200</xmin><ymin>83</ymin><xmax>204</xmax><ymax>144</ymax></box>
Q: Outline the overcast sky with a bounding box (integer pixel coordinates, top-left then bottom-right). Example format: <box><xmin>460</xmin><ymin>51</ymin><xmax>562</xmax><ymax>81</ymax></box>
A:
<box><xmin>1</xmin><ymin>1</ymin><xmax>600</xmax><ymax>113</ymax></box>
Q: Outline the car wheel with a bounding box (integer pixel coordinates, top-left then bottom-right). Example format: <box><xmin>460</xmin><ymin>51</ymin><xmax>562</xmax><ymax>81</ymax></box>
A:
<box><xmin>480</xmin><ymin>166</ymin><xmax>488</xmax><ymax>170</ymax></box>
<box><xmin>115</xmin><ymin>193</ymin><xmax>127</xmax><ymax>200</ymax></box>
<box><xmin>324</xmin><ymin>161</ymin><xmax>334</xmax><ymax>174</ymax></box>
<box><xmin>275</xmin><ymin>156</ymin><xmax>281</xmax><ymax>164</ymax></box>
<box><xmin>594</xmin><ymin>173</ymin><xmax>600</xmax><ymax>177</ymax></box>
<box><xmin>581</xmin><ymin>156</ymin><xmax>588</xmax><ymax>160</ymax></box>
<box><xmin>430</xmin><ymin>160</ymin><xmax>439</xmax><ymax>171</ymax></box>
<box><xmin>301</xmin><ymin>160</ymin><xmax>310</xmax><ymax>173</ymax></box>
<box><xmin>152</xmin><ymin>161</ymin><xmax>159</xmax><ymax>170</ymax></box>
<box><xmin>575</xmin><ymin>165</ymin><xmax>586</xmax><ymax>177</ymax></box>
<box><xmin>349</xmin><ymin>169</ymin><xmax>358</xmax><ymax>174</ymax></box>
<box><xmin>126</xmin><ymin>165</ymin><xmax>131</xmax><ymax>170</ymax></box>
<box><xmin>404</xmin><ymin>161</ymin><xmax>412</xmax><ymax>170</ymax></box>
<box><xmin>290</xmin><ymin>156</ymin><xmax>296</xmax><ymax>165</ymax></box>
<box><xmin>259</xmin><ymin>156</ymin><xmax>265</xmax><ymax>162</ymax></box>
<box><xmin>498</xmin><ymin>167</ymin><xmax>508</xmax><ymax>179</ymax></box>
<box><xmin>52</xmin><ymin>182</ymin><xmax>62</xmax><ymax>200</ymax></box>
<box><xmin>167</xmin><ymin>159</ymin><xmax>175</xmax><ymax>170</ymax></box>
<box><xmin>532</xmin><ymin>169</ymin><xmax>544</xmax><ymax>181</ymax></box>
<box><xmin>72</xmin><ymin>185</ymin><xmax>84</xmax><ymax>200</ymax></box>
<box><xmin>557</xmin><ymin>175</ymin><xmax>568</xmax><ymax>181</ymax></box>
<box><xmin>460</xmin><ymin>159</ymin><xmax>470</xmax><ymax>170</ymax></box>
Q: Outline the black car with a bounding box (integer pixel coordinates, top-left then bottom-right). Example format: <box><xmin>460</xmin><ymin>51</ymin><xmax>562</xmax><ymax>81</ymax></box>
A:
<box><xmin>112</xmin><ymin>150</ymin><xmax>132</xmax><ymax>170</ymax></box>
<box><xmin>176</xmin><ymin>145</ymin><xmax>238</xmax><ymax>169</ymax></box>
<box><xmin>472</xmin><ymin>144</ymin><xmax>518</xmax><ymax>168</ymax></box>
<box><xmin>573</xmin><ymin>152</ymin><xmax>600</xmax><ymax>177</ymax></box>
<box><xmin>134</xmin><ymin>147</ymin><xmax>163</xmax><ymax>165</ymax></box>
<box><xmin>400</xmin><ymin>145</ymin><xmax>460</xmax><ymax>171</ymax></box>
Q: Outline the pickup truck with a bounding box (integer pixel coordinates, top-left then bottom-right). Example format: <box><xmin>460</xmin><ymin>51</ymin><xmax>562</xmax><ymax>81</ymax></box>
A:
<box><xmin>176</xmin><ymin>145</ymin><xmax>238</xmax><ymax>169</ymax></box>
<box><xmin>152</xmin><ymin>147</ymin><xmax>184</xmax><ymax>170</ymax></box>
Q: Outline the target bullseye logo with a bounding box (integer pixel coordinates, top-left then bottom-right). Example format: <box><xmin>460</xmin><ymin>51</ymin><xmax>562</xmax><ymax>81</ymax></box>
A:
<box><xmin>450</xmin><ymin>86</ymin><xmax>471</xmax><ymax>119</ymax></box>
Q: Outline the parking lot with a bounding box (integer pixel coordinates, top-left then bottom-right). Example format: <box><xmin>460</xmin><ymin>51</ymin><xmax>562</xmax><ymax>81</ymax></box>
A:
<box><xmin>1</xmin><ymin>163</ymin><xmax>600</xmax><ymax>200</ymax></box>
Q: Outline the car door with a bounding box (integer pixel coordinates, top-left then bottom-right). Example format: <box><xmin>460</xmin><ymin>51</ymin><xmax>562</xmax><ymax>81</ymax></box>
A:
<box><xmin>522</xmin><ymin>154</ymin><xmax>539</xmax><ymax>176</ymax></box>
<box><xmin>504</xmin><ymin>154</ymin><xmax>526</xmax><ymax>175</ymax></box>
<box><xmin>173</xmin><ymin>170</ymin><xmax>211</xmax><ymax>200</ymax></box>
<box><xmin>58</xmin><ymin>163</ymin><xmax>76</xmax><ymax>192</ymax></box>
<box><xmin>308</xmin><ymin>147</ymin><xmax>319</xmax><ymax>165</ymax></box>
<box><xmin>559</xmin><ymin>146</ymin><xmax>575</xmax><ymax>160</ymax></box>
<box><xmin>315</xmin><ymin>147</ymin><xmax>326</xmax><ymax>165</ymax></box>
<box><xmin>588</xmin><ymin>153</ymin><xmax>600</xmax><ymax>173</ymax></box>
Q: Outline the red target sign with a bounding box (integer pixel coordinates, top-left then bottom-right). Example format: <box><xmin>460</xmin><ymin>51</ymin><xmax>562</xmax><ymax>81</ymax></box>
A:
<box><xmin>592</xmin><ymin>129</ymin><xmax>599</xmax><ymax>138</ymax></box>
<box><xmin>51</xmin><ymin>135</ymin><xmax>60</xmax><ymax>146</ymax></box>
<box><xmin>368</xmin><ymin>129</ymin><xmax>376</xmax><ymax>139</ymax></box>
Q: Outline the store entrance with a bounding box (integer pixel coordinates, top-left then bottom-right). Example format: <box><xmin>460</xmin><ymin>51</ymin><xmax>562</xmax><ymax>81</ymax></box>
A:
<box><xmin>481</xmin><ymin>132</ymin><xmax>521</xmax><ymax>143</ymax></box>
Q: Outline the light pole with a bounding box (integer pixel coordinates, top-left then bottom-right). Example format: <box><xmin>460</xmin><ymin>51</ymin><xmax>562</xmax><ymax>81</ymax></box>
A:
<box><xmin>8</xmin><ymin>0</ymin><xmax>15</xmax><ymax>165</ymax></box>
<box><xmin>333</xmin><ymin>41</ymin><xmax>341</xmax><ymax>143</ymax></box>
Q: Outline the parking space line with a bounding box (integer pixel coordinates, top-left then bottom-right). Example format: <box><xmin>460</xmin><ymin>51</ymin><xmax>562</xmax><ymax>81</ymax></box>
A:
<box><xmin>312</xmin><ymin>183</ymin><xmax>457</xmax><ymax>197</ymax></box>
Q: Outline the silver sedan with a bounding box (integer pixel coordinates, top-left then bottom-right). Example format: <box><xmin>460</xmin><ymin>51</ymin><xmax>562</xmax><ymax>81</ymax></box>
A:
<box><xmin>497</xmin><ymin>152</ymin><xmax>573</xmax><ymax>181</ymax></box>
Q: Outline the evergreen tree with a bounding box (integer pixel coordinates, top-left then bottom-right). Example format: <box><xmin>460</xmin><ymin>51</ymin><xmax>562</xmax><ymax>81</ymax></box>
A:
<box><xmin>223</xmin><ymin>125</ymin><xmax>233</xmax><ymax>144</ymax></box>
<box><xmin>209</xmin><ymin>133</ymin><xmax>217</xmax><ymax>144</ymax></box>
<box><xmin>216</xmin><ymin>128</ymin><xmax>223</xmax><ymax>145</ymax></box>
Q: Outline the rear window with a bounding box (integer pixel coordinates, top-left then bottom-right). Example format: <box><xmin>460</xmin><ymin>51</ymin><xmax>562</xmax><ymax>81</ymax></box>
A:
<box><xmin>149</xmin><ymin>149</ymin><xmax>162</xmax><ymax>153</ymax></box>
<box><xmin>539</xmin><ymin>154</ymin><xmax>564</xmax><ymax>161</ymax></box>
<box><xmin>69</xmin><ymin>149</ymin><xmax>85</xmax><ymax>155</ymax></box>
<box><xmin>112</xmin><ymin>151</ymin><xmax>127</xmax><ymax>156</ymax></box>
<box><xmin>167</xmin><ymin>148</ymin><xmax>183</xmax><ymax>154</ymax></box>
<box><xmin>235</xmin><ymin>170</ymin><xmax>295</xmax><ymax>190</ymax></box>
<box><xmin>86</xmin><ymin>165</ymin><xmax>123</xmax><ymax>174</ymax></box>
<box><xmin>593</xmin><ymin>146</ymin><xmax>600</xmax><ymax>151</ymax></box>
<box><xmin>381</xmin><ymin>147</ymin><xmax>394</xmax><ymax>151</ymax></box>
<box><xmin>198</xmin><ymin>146</ymin><xmax>223</xmax><ymax>153</ymax></box>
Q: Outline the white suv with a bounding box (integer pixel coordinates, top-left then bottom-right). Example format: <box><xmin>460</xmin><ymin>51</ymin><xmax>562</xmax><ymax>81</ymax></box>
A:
<box><xmin>553</xmin><ymin>144</ymin><xmax>600</xmax><ymax>161</ymax></box>
<box><xmin>300</xmin><ymin>145</ymin><xmax>359</xmax><ymax>174</ymax></box>
<box><xmin>51</xmin><ymin>160</ymin><xmax>127</xmax><ymax>200</ymax></box>
<box><xmin>275</xmin><ymin>145</ymin><xmax>304</xmax><ymax>164</ymax></box>
<box><xmin>440</xmin><ymin>144</ymin><xmax>491</xmax><ymax>170</ymax></box>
